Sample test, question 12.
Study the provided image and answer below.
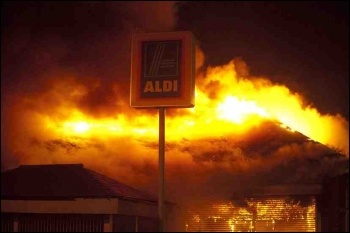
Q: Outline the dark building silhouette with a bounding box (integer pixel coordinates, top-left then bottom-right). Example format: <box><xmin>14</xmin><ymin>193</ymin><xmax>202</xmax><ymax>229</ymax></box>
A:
<box><xmin>1</xmin><ymin>164</ymin><xmax>182</xmax><ymax>232</ymax></box>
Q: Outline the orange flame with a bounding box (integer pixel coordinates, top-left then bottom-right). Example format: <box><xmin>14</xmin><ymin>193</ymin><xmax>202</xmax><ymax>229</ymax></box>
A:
<box><xmin>187</xmin><ymin>198</ymin><xmax>316</xmax><ymax>232</ymax></box>
<box><xmin>2</xmin><ymin>56</ymin><xmax>348</xmax><ymax>202</ymax></box>
<box><xmin>33</xmin><ymin>60</ymin><xmax>348</xmax><ymax>155</ymax></box>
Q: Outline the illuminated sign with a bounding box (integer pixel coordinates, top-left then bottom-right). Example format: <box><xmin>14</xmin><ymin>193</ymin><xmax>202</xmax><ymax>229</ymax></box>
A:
<box><xmin>130</xmin><ymin>31</ymin><xmax>195</xmax><ymax>108</ymax></box>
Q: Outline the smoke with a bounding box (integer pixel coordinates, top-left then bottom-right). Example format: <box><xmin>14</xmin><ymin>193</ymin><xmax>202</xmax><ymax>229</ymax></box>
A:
<box><xmin>1</xmin><ymin>1</ymin><xmax>349</xmax><ymax>206</ymax></box>
<box><xmin>118</xmin><ymin>1</ymin><xmax>179</xmax><ymax>33</ymax></box>
<box><xmin>1</xmin><ymin>1</ymin><xmax>179</xmax><ymax>116</ymax></box>
<box><xmin>1</xmin><ymin>1</ymin><xmax>179</xmax><ymax>168</ymax></box>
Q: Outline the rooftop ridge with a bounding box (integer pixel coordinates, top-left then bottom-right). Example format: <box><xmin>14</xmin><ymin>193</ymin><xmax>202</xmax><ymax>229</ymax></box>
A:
<box><xmin>86</xmin><ymin>168</ymin><xmax>157</xmax><ymax>201</ymax></box>
<box><xmin>2</xmin><ymin>163</ymin><xmax>157</xmax><ymax>203</ymax></box>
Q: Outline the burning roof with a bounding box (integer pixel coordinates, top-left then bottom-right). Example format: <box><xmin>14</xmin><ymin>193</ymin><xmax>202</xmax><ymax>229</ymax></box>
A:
<box><xmin>1</xmin><ymin>58</ymin><xmax>348</xmax><ymax>205</ymax></box>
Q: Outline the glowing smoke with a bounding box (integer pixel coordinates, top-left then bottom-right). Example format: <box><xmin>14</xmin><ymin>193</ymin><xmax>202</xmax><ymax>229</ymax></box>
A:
<box><xmin>1</xmin><ymin>2</ymin><xmax>348</xmax><ymax>205</ymax></box>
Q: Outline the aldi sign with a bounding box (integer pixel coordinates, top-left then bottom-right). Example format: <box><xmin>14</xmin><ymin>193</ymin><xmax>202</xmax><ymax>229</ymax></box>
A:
<box><xmin>130</xmin><ymin>31</ymin><xmax>195</xmax><ymax>108</ymax></box>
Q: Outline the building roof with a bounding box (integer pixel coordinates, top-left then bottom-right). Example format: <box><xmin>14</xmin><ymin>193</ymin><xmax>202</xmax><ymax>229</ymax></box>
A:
<box><xmin>1</xmin><ymin>164</ymin><xmax>157</xmax><ymax>203</ymax></box>
<box><xmin>245</xmin><ymin>184</ymin><xmax>322</xmax><ymax>197</ymax></box>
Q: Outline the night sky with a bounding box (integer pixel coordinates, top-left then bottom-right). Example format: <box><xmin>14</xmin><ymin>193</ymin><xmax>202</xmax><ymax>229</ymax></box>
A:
<box><xmin>176</xmin><ymin>1</ymin><xmax>349</xmax><ymax>120</ymax></box>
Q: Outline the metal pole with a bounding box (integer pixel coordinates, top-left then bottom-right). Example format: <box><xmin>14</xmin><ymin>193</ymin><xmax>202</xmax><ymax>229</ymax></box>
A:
<box><xmin>158</xmin><ymin>107</ymin><xmax>165</xmax><ymax>232</ymax></box>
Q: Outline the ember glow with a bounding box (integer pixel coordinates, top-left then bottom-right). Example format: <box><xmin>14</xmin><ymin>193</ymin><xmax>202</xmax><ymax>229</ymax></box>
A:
<box><xmin>187</xmin><ymin>198</ymin><xmax>316</xmax><ymax>232</ymax></box>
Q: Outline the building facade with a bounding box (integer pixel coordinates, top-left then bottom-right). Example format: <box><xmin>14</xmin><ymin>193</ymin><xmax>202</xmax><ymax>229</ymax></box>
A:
<box><xmin>1</xmin><ymin>164</ymin><xmax>183</xmax><ymax>232</ymax></box>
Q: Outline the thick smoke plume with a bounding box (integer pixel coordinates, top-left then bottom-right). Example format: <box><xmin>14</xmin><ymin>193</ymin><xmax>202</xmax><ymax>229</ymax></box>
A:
<box><xmin>1</xmin><ymin>2</ymin><xmax>348</xmax><ymax>206</ymax></box>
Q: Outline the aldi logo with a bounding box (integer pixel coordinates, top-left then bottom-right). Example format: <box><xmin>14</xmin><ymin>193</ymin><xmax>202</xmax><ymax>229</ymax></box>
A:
<box><xmin>143</xmin><ymin>41</ymin><xmax>180</xmax><ymax>78</ymax></box>
<box><xmin>130</xmin><ymin>31</ymin><xmax>195</xmax><ymax>108</ymax></box>
<box><xmin>141</xmin><ymin>40</ymin><xmax>181</xmax><ymax>98</ymax></box>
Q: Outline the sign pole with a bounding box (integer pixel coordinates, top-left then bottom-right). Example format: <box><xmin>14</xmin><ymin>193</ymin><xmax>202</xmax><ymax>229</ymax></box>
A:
<box><xmin>158</xmin><ymin>107</ymin><xmax>165</xmax><ymax>232</ymax></box>
<box><xmin>130</xmin><ymin>31</ymin><xmax>195</xmax><ymax>232</ymax></box>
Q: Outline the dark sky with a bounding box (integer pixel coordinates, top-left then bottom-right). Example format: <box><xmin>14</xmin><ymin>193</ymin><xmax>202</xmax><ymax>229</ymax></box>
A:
<box><xmin>176</xmin><ymin>1</ymin><xmax>349</xmax><ymax>120</ymax></box>
<box><xmin>1</xmin><ymin>1</ymin><xmax>349</xmax><ymax>119</ymax></box>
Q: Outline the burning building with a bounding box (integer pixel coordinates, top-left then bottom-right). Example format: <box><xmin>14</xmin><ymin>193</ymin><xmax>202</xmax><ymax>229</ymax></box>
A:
<box><xmin>184</xmin><ymin>169</ymin><xmax>349</xmax><ymax>232</ymax></box>
<box><xmin>1</xmin><ymin>1</ymin><xmax>348</xmax><ymax>232</ymax></box>
<box><xmin>179</xmin><ymin>123</ymin><xmax>348</xmax><ymax>232</ymax></box>
<box><xmin>1</xmin><ymin>57</ymin><xmax>348</xmax><ymax>232</ymax></box>
<box><xmin>185</xmin><ymin>185</ymin><xmax>320</xmax><ymax>232</ymax></box>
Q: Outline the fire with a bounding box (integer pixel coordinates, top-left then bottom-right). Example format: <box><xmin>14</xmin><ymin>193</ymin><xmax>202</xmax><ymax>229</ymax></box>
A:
<box><xmin>186</xmin><ymin>198</ymin><xmax>316</xmax><ymax>232</ymax></box>
<box><xmin>2</xmin><ymin>56</ymin><xmax>348</xmax><ymax>204</ymax></box>
<box><xmin>216</xmin><ymin>96</ymin><xmax>269</xmax><ymax>124</ymax></box>
<box><xmin>67</xmin><ymin>122</ymin><xmax>90</xmax><ymax>134</ymax></box>
<box><xmin>34</xmin><ymin>60</ymin><xmax>348</xmax><ymax>155</ymax></box>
